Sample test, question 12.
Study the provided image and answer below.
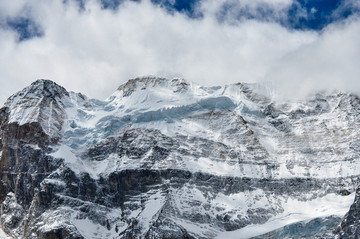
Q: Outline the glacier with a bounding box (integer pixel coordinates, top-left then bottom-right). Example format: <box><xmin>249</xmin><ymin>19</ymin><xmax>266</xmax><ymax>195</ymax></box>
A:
<box><xmin>0</xmin><ymin>77</ymin><xmax>360</xmax><ymax>238</ymax></box>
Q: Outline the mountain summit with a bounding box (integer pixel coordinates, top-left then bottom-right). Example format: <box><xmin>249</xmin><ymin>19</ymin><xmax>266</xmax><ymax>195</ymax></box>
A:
<box><xmin>116</xmin><ymin>77</ymin><xmax>190</xmax><ymax>97</ymax></box>
<box><xmin>1</xmin><ymin>77</ymin><xmax>360</xmax><ymax>238</ymax></box>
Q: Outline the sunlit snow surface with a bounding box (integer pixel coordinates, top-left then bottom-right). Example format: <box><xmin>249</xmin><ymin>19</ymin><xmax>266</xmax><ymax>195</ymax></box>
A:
<box><xmin>216</xmin><ymin>193</ymin><xmax>355</xmax><ymax>238</ymax></box>
<box><xmin>3</xmin><ymin>78</ymin><xmax>360</xmax><ymax>238</ymax></box>
<box><xmin>0</xmin><ymin>228</ymin><xmax>10</xmax><ymax>239</ymax></box>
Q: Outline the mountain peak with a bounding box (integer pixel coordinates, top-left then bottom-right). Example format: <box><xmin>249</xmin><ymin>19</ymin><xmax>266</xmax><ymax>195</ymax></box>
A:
<box><xmin>32</xmin><ymin>79</ymin><xmax>57</xmax><ymax>85</ymax></box>
<box><xmin>117</xmin><ymin>77</ymin><xmax>190</xmax><ymax>97</ymax></box>
<box><xmin>26</xmin><ymin>79</ymin><xmax>68</xmax><ymax>98</ymax></box>
<box><xmin>2</xmin><ymin>79</ymin><xmax>69</xmax><ymax>138</ymax></box>
<box><xmin>4</xmin><ymin>79</ymin><xmax>69</xmax><ymax>107</ymax></box>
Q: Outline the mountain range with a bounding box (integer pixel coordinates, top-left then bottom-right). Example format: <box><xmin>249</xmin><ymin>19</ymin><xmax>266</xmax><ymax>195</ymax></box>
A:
<box><xmin>1</xmin><ymin>77</ymin><xmax>360</xmax><ymax>238</ymax></box>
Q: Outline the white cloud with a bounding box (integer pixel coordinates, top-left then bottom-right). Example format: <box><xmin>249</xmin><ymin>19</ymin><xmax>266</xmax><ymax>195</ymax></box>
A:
<box><xmin>0</xmin><ymin>0</ymin><xmax>29</xmax><ymax>18</ymax></box>
<box><xmin>268</xmin><ymin>17</ymin><xmax>360</xmax><ymax>100</ymax></box>
<box><xmin>0</xmin><ymin>0</ymin><xmax>359</xmax><ymax>105</ymax></box>
<box><xmin>201</xmin><ymin>0</ymin><xmax>293</xmax><ymax>14</ymax></box>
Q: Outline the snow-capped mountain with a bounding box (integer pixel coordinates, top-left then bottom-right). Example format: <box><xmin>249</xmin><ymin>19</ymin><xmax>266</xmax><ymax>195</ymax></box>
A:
<box><xmin>1</xmin><ymin>77</ymin><xmax>360</xmax><ymax>238</ymax></box>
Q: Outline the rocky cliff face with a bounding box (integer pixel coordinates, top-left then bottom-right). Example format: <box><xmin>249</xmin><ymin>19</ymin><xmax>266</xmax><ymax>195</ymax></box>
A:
<box><xmin>1</xmin><ymin>77</ymin><xmax>360</xmax><ymax>238</ymax></box>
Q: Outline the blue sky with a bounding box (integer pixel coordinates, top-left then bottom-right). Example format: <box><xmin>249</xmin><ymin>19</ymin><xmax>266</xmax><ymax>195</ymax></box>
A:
<box><xmin>6</xmin><ymin>0</ymin><xmax>360</xmax><ymax>41</ymax></box>
<box><xmin>0</xmin><ymin>0</ymin><xmax>359</xmax><ymax>103</ymax></box>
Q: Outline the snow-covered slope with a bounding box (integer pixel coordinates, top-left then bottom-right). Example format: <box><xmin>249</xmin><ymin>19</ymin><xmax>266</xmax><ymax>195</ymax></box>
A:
<box><xmin>1</xmin><ymin>77</ymin><xmax>360</xmax><ymax>239</ymax></box>
<box><xmin>4</xmin><ymin>79</ymin><xmax>69</xmax><ymax>139</ymax></box>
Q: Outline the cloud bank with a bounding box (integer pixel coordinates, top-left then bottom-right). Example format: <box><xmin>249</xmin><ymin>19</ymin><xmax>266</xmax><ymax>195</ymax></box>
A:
<box><xmin>0</xmin><ymin>0</ymin><xmax>359</xmax><ymax>104</ymax></box>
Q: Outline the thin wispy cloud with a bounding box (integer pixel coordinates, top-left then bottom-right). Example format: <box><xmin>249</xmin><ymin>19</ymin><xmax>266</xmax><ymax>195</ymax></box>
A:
<box><xmin>0</xmin><ymin>0</ymin><xmax>359</xmax><ymax>104</ymax></box>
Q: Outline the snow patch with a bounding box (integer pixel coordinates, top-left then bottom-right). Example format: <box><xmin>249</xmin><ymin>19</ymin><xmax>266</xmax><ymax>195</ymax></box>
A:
<box><xmin>215</xmin><ymin>192</ymin><xmax>355</xmax><ymax>239</ymax></box>
<box><xmin>71</xmin><ymin>216</ymin><xmax>116</xmax><ymax>239</ymax></box>
<box><xmin>137</xmin><ymin>190</ymin><xmax>167</xmax><ymax>236</ymax></box>
<box><xmin>0</xmin><ymin>228</ymin><xmax>10</xmax><ymax>239</ymax></box>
